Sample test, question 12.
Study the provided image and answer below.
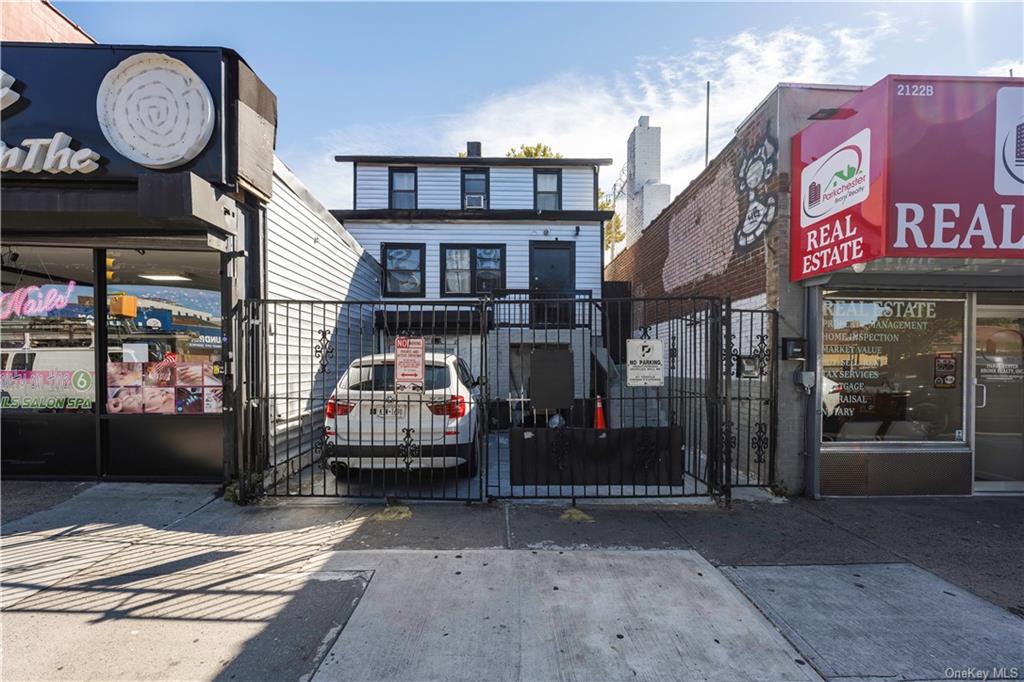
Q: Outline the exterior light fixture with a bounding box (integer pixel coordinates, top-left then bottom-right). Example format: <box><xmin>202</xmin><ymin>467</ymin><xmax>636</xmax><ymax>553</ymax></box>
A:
<box><xmin>139</xmin><ymin>274</ymin><xmax>191</xmax><ymax>282</ymax></box>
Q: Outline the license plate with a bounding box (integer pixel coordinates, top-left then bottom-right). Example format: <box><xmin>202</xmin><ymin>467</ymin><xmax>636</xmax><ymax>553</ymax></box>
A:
<box><xmin>370</xmin><ymin>406</ymin><xmax>406</xmax><ymax>418</ymax></box>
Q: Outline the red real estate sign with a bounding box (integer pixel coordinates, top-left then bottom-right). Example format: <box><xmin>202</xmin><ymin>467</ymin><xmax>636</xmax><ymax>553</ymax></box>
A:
<box><xmin>790</xmin><ymin>75</ymin><xmax>1024</xmax><ymax>281</ymax></box>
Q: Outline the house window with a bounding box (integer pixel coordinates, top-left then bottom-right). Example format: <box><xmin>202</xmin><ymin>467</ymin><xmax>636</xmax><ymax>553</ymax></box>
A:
<box><xmin>389</xmin><ymin>168</ymin><xmax>417</xmax><ymax>209</ymax></box>
<box><xmin>441</xmin><ymin>245</ymin><xmax>505</xmax><ymax>296</ymax></box>
<box><xmin>534</xmin><ymin>170</ymin><xmax>561</xmax><ymax>211</ymax></box>
<box><xmin>382</xmin><ymin>244</ymin><xmax>425</xmax><ymax>297</ymax></box>
<box><xmin>462</xmin><ymin>169</ymin><xmax>488</xmax><ymax>209</ymax></box>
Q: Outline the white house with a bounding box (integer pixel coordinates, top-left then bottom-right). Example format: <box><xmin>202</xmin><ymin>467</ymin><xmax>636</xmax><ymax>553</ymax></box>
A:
<box><xmin>332</xmin><ymin>142</ymin><xmax>614</xmax><ymax>415</ymax></box>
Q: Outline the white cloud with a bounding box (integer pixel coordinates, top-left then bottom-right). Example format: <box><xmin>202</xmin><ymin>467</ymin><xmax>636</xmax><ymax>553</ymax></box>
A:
<box><xmin>978</xmin><ymin>58</ymin><xmax>1023</xmax><ymax>78</ymax></box>
<box><xmin>286</xmin><ymin>12</ymin><xmax>902</xmax><ymax>210</ymax></box>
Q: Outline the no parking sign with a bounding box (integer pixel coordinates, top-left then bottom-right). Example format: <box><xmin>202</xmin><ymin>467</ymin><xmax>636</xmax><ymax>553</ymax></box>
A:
<box><xmin>395</xmin><ymin>336</ymin><xmax>425</xmax><ymax>393</ymax></box>
<box><xmin>626</xmin><ymin>339</ymin><xmax>664</xmax><ymax>387</ymax></box>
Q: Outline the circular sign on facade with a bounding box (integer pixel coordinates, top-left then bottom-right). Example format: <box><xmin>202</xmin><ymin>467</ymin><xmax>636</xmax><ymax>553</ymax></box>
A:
<box><xmin>96</xmin><ymin>53</ymin><xmax>215</xmax><ymax>170</ymax></box>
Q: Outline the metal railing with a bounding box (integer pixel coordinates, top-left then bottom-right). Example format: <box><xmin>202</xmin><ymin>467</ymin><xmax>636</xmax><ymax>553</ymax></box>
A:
<box><xmin>238</xmin><ymin>295</ymin><xmax>778</xmax><ymax>502</ymax></box>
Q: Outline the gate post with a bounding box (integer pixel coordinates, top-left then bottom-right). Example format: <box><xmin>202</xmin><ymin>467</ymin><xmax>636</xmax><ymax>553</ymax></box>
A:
<box><xmin>479</xmin><ymin>296</ymin><xmax>491</xmax><ymax>503</ymax></box>
<box><xmin>721</xmin><ymin>298</ymin><xmax>734</xmax><ymax>505</ymax></box>
<box><xmin>705</xmin><ymin>299</ymin><xmax>722</xmax><ymax>497</ymax></box>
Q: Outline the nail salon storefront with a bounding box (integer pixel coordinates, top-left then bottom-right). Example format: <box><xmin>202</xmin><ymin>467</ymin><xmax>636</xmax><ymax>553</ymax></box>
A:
<box><xmin>792</xmin><ymin>76</ymin><xmax>1024</xmax><ymax>496</ymax></box>
<box><xmin>1</xmin><ymin>43</ymin><xmax>276</xmax><ymax>480</ymax></box>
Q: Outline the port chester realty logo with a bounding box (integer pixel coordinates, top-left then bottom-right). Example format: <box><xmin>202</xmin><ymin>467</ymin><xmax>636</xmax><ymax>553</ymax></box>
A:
<box><xmin>800</xmin><ymin>128</ymin><xmax>871</xmax><ymax>228</ymax></box>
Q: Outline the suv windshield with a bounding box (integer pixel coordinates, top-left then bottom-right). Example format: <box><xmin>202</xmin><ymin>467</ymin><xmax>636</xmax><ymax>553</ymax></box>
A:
<box><xmin>340</xmin><ymin>362</ymin><xmax>451</xmax><ymax>391</ymax></box>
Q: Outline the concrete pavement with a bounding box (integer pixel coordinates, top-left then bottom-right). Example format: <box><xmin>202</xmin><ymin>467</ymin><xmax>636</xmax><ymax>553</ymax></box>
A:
<box><xmin>311</xmin><ymin>549</ymin><xmax>818</xmax><ymax>682</ymax></box>
<box><xmin>1</xmin><ymin>484</ymin><xmax>1022</xmax><ymax>681</ymax></box>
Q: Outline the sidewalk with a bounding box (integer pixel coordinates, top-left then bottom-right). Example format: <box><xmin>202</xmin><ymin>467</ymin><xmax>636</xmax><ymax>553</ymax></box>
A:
<box><xmin>2</xmin><ymin>483</ymin><xmax>1022</xmax><ymax>680</ymax></box>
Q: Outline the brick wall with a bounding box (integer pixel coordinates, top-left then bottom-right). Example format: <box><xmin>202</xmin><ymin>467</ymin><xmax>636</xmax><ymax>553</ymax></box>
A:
<box><xmin>1</xmin><ymin>1</ymin><xmax>93</xmax><ymax>43</ymax></box>
<box><xmin>606</xmin><ymin>94</ymin><xmax>782</xmax><ymax>307</ymax></box>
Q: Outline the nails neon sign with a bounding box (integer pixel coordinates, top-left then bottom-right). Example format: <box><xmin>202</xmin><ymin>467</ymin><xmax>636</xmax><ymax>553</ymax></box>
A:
<box><xmin>0</xmin><ymin>281</ymin><xmax>76</xmax><ymax>319</ymax></box>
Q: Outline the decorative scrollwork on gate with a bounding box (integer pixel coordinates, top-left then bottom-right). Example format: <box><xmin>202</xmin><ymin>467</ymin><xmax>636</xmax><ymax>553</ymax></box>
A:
<box><xmin>725</xmin><ymin>332</ymin><xmax>738</xmax><ymax>370</ymax></box>
<box><xmin>753</xmin><ymin>333</ymin><xmax>771</xmax><ymax>377</ymax></box>
<box><xmin>722</xmin><ymin>419</ymin><xmax>737</xmax><ymax>454</ymax></box>
<box><xmin>751</xmin><ymin>421</ymin><xmax>769</xmax><ymax>464</ymax></box>
<box><xmin>314</xmin><ymin>328</ymin><xmax>335</xmax><ymax>373</ymax></box>
<box><xmin>398</xmin><ymin>427</ymin><xmax>419</xmax><ymax>468</ymax></box>
<box><xmin>312</xmin><ymin>425</ymin><xmax>329</xmax><ymax>461</ymax></box>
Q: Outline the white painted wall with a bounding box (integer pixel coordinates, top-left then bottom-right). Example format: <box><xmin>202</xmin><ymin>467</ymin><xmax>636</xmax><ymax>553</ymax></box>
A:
<box><xmin>342</xmin><ymin>221</ymin><xmax>603</xmax><ymax>299</ymax></box>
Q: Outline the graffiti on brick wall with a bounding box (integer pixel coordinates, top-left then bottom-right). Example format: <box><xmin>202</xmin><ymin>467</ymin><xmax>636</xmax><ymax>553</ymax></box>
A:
<box><xmin>734</xmin><ymin>123</ymin><xmax>778</xmax><ymax>251</ymax></box>
<box><xmin>661</xmin><ymin>160</ymin><xmax>738</xmax><ymax>292</ymax></box>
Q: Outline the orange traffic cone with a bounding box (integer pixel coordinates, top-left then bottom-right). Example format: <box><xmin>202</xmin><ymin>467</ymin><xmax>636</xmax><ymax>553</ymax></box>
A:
<box><xmin>594</xmin><ymin>395</ymin><xmax>606</xmax><ymax>430</ymax></box>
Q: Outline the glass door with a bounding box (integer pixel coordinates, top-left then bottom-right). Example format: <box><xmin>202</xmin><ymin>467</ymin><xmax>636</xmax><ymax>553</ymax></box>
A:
<box><xmin>974</xmin><ymin>303</ymin><xmax>1024</xmax><ymax>491</ymax></box>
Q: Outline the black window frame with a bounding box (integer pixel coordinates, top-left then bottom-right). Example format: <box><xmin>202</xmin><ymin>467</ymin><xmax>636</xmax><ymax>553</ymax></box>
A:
<box><xmin>381</xmin><ymin>243</ymin><xmax>427</xmax><ymax>298</ymax></box>
<box><xmin>439</xmin><ymin>243</ymin><xmax>507</xmax><ymax>298</ymax></box>
<box><xmin>388</xmin><ymin>166</ymin><xmax>418</xmax><ymax>210</ymax></box>
<box><xmin>533</xmin><ymin>169</ymin><xmax>562</xmax><ymax>211</ymax></box>
<box><xmin>460</xmin><ymin>167</ymin><xmax>490</xmax><ymax>210</ymax></box>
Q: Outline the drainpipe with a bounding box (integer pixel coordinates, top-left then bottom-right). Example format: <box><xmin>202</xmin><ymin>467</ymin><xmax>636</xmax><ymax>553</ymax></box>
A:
<box><xmin>803</xmin><ymin>285</ymin><xmax>823</xmax><ymax>499</ymax></box>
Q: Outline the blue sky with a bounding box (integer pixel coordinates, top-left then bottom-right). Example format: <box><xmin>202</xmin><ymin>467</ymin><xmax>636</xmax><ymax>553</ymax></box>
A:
<box><xmin>58</xmin><ymin>2</ymin><xmax>1024</xmax><ymax>208</ymax></box>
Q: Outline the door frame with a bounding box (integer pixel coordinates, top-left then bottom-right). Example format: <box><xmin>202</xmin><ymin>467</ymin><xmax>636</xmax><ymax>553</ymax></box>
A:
<box><xmin>972</xmin><ymin>296</ymin><xmax>1024</xmax><ymax>493</ymax></box>
<box><xmin>528</xmin><ymin>240</ymin><xmax>575</xmax><ymax>293</ymax></box>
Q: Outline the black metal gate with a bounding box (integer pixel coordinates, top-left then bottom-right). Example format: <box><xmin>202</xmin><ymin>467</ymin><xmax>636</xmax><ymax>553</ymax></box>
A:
<box><xmin>237</xmin><ymin>295</ymin><xmax>777</xmax><ymax>502</ymax></box>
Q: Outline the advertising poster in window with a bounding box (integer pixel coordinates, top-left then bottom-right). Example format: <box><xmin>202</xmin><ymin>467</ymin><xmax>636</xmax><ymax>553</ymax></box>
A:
<box><xmin>102</xmin><ymin>249</ymin><xmax>224</xmax><ymax>415</ymax></box>
<box><xmin>107</xmin><ymin>356</ymin><xmax>222</xmax><ymax>414</ymax></box>
<box><xmin>821</xmin><ymin>295</ymin><xmax>964</xmax><ymax>442</ymax></box>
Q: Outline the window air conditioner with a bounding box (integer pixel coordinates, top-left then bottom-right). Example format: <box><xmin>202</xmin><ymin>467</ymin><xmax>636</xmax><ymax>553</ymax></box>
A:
<box><xmin>465</xmin><ymin>195</ymin><xmax>485</xmax><ymax>209</ymax></box>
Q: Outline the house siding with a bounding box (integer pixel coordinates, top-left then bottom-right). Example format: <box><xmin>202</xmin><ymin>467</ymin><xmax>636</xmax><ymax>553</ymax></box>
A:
<box><xmin>352</xmin><ymin>164</ymin><xmax>597</xmax><ymax>211</ymax></box>
<box><xmin>489</xmin><ymin>167</ymin><xmax>534</xmax><ymax>209</ymax></box>
<box><xmin>265</xmin><ymin>158</ymin><xmax>382</xmax><ymax>468</ymax></box>
<box><xmin>562</xmin><ymin>167</ymin><xmax>595</xmax><ymax>210</ymax></box>
<box><xmin>343</xmin><ymin>221</ymin><xmax>603</xmax><ymax>299</ymax></box>
<box><xmin>354</xmin><ymin>164</ymin><xmax>388</xmax><ymax>209</ymax></box>
<box><xmin>417</xmin><ymin>166</ymin><xmax>461</xmax><ymax>209</ymax></box>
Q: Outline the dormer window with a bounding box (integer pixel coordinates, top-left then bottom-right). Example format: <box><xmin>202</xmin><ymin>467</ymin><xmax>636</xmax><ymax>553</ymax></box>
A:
<box><xmin>462</xmin><ymin>169</ymin><xmax>488</xmax><ymax>209</ymax></box>
<box><xmin>534</xmin><ymin>169</ymin><xmax>561</xmax><ymax>211</ymax></box>
<box><xmin>389</xmin><ymin>167</ymin><xmax>417</xmax><ymax>209</ymax></box>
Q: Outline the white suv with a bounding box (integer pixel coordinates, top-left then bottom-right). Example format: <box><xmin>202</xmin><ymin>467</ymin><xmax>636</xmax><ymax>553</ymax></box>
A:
<box><xmin>322</xmin><ymin>352</ymin><xmax>482</xmax><ymax>477</ymax></box>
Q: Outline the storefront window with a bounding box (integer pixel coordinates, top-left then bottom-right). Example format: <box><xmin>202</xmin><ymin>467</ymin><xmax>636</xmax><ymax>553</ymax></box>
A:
<box><xmin>822</xmin><ymin>292</ymin><xmax>965</xmax><ymax>442</ymax></box>
<box><xmin>1</xmin><ymin>246</ymin><xmax>97</xmax><ymax>413</ymax></box>
<box><xmin>104</xmin><ymin>250</ymin><xmax>223</xmax><ymax>415</ymax></box>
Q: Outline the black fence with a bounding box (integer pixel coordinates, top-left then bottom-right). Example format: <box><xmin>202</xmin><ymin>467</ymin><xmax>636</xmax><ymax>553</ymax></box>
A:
<box><xmin>237</xmin><ymin>295</ymin><xmax>778</xmax><ymax>502</ymax></box>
